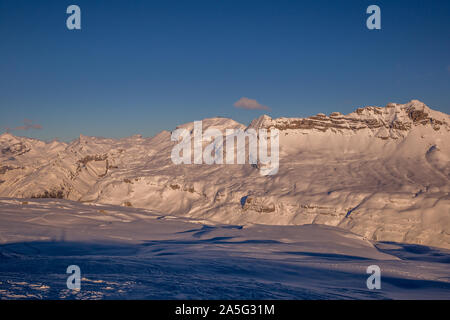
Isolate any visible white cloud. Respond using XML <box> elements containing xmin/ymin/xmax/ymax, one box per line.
<box><xmin>233</xmin><ymin>97</ymin><xmax>270</xmax><ymax>111</ymax></box>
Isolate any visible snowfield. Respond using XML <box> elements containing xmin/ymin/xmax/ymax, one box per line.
<box><xmin>0</xmin><ymin>198</ymin><xmax>449</xmax><ymax>299</ymax></box>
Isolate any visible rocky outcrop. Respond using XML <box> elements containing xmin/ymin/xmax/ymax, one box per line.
<box><xmin>242</xmin><ymin>196</ymin><xmax>276</xmax><ymax>213</ymax></box>
<box><xmin>1</xmin><ymin>142</ymin><xmax>30</xmax><ymax>156</ymax></box>
<box><xmin>248</xmin><ymin>100</ymin><xmax>449</xmax><ymax>139</ymax></box>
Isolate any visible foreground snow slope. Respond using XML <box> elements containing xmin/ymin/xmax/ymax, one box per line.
<box><xmin>0</xmin><ymin>198</ymin><xmax>449</xmax><ymax>299</ymax></box>
<box><xmin>0</xmin><ymin>100</ymin><xmax>449</xmax><ymax>248</ymax></box>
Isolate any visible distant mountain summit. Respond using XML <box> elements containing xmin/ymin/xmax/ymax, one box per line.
<box><xmin>1</xmin><ymin>100</ymin><xmax>449</xmax><ymax>249</ymax></box>
<box><xmin>249</xmin><ymin>100</ymin><xmax>449</xmax><ymax>139</ymax></box>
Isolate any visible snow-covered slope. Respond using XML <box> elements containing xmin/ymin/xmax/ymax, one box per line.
<box><xmin>0</xmin><ymin>100</ymin><xmax>449</xmax><ymax>248</ymax></box>
<box><xmin>1</xmin><ymin>198</ymin><xmax>449</xmax><ymax>299</ymax></box>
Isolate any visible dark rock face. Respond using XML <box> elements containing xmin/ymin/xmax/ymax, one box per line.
<box><xmin>0</xmin><ymin>166</ymin><xmax>14</xmax><ymax>175</ymax></box>
<box><xmin>242</xmin><ymin>196</ymin><xmax>276</xmax><ymax>213</ymax></box>
<box><xmin>0</xmin><ymin>166</ymin><xmax>23</xmax><ymax>175</ymax></box>
<box><xmin>78</xmin><ymin>154</ymin><xmax>108</xmax><ymax>165</ymax></box>
<box><xmin>405</xmin><ymin>106</ymin><xmax>445</xmax><ymax>130</ymax></box>
<box><xmin>408</xmin><ymin>109</ymin><xmax>429</xmax><ymax>123</ymax></box>
<box><xmin>31</xmin><ymin>189</ymin><xmax>65</xmax><ymax>199</ymax></box>
<box><xmin>264</xmin><ymin>115</ymin><xmax>388</xmax><ymax>132</ymax></box>
<box><xmin>1</xmin><ymin>143</ymin><xmax>30</xmax><ymax>156</ymax></box>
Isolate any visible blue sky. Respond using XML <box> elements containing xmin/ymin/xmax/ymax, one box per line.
<box><xmin>1</xmin><ymin>0</ymin><xmax>449</xmax><ymax>141</ymax></box>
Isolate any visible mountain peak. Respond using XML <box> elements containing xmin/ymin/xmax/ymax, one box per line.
<box><xmin>175</xmin><ymin>117</ymin><xmax>246</xmax><ymax>132</ymax></box>
<box><xmin>248</xmin><ymin>100</ymin><xmax>448</xmax><ymax>138</ymax></box>
<box><xmin>0</xmin><ymin>132</ymin><xmax>15</xmax><ymax>140</ymax></box>
<box><xmin>0</xmin><ymin>132</ymin><xmax>26</xmax><ymax>145</ymax></box>
<box><xmin>247</xmin><ymin>114</ymin><xmax>272</xmax><ymax>130</ymax></box>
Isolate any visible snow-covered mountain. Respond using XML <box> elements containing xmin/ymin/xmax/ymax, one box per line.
<box><xmin>1</xmin><ymin>100</ymin><xmax>449</xmax><ymax>248</ymax></box>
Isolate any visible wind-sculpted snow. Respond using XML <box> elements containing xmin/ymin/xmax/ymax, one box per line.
<box><xmin>0</xmin><ymin>198</ymin><xmax>449</xmax><ymax>299</ymax></box>
<box><xmin>0</xmin><ymin>100</ymin><xmax>449</xmax><ymax>249</ymax></box>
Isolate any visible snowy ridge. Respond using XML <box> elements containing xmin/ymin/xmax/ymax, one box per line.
<box><xmin>249</xmin><ymin>100</ymin><xmax>449</xmax><ymax>139</ymax></box>
<box><xmin>0</xmin><ymin>100</ymin><xmax>449</xmax><ymax>249</ymax></box>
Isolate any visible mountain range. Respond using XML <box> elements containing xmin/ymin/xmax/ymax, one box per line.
<box><xmin>1</xmin><ymin>99</ymin><xmax>449</xmax><ymax>249</ymax></box>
